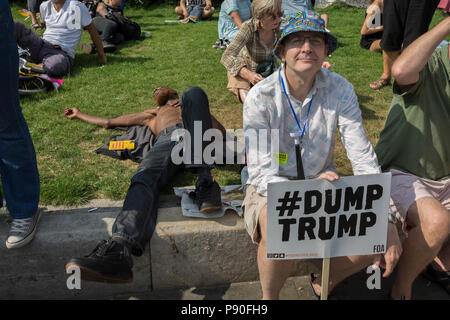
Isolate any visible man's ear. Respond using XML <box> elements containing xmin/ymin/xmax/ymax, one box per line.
<box><xmin>279</xmin><ymin>43</ymin><xmax>287</xmax><ymax>63</ymax></box>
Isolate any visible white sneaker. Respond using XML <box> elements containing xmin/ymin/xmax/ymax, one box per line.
<box><xmin>6</xmin><ymin>210</ymin><xmax>41</xmax><ymax>249</ymax></box>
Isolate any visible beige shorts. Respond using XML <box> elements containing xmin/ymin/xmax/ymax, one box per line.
<box><xmin>227</xmin><ymin>72</ymin><xmax>251</xmax><ymax>100</ymax></box>
<box><xmin>389</xmin><ymin>169</ymin><xmax>450</xmax><ymax>229</ymax></box>
<box><xmin>242</xmin><ymin>184</ymin><xmax>267</xmax><ymax>244</ymax></box>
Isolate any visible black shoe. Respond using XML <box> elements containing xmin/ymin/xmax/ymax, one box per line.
<box><xmin>102</xmin><ymin>41</ymin><xmax>117</xmax><ymax>53</ymax></box>
<box><xmin>189</xmin><ymin>179</ymin><xmax>222</xmax><ymax>213</ymax></box>
<box><xmin>65</xmin><ymin>239</ymin><xmax>133</xmax><ymax>283</ymax></box>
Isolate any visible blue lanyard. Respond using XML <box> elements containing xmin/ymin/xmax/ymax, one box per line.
<box><xmin>280</xmin><ymin>74</ymin><xmax>314</xmax><ymax>143</ymax></box>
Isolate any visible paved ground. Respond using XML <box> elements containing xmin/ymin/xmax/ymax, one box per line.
<box><xmin>116</xmin><ymin>270</ymin><xmax>449</xmax><ymax>300</ymax></box>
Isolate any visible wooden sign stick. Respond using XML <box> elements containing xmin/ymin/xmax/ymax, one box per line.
<box><xmin>320</xmin><ymin>258</ymin><xmax>330</xmax><ymax>300</ymax></box>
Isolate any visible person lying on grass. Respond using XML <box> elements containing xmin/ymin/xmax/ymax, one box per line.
<box><xmin>64</xmin><ymin>86</ymin><xmax>227</xmax><ymax>283</ymax></box>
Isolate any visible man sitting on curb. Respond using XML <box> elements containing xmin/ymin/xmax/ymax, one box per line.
<box><xmin>242</xmin><ymin>11</ymin><xmax>401</xmax><ymax>300</ymax></box>
<box><xmin>175</xmin><ymin>0</ymin><xmax>215</xmax><ymax>23</ymax></box>
<box><xmin>65</xmin><ymin>86</ymin><xmax>225</xmax><ymax>283</ymax></box>
<box><xmin>375</xmin><ymin>17</ymin><xmax>450</xmax><ymax>299</ymax></box>
<box><xmin>14</xmin><ymin>0</ymin><xmax>106</xmax><ymax>78</ymax></box>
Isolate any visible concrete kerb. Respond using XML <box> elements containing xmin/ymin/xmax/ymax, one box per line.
<box><xmin>0</xmin><ymin>197</ymin><xmax>319</xmax><ymax>299</ymax></box>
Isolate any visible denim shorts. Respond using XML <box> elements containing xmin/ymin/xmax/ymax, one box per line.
<box><xmin>188</xmin><ymin>5</ymin><xmax>204</xmax><ymax>18</ymax></box>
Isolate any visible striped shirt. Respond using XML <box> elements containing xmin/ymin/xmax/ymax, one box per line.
<box><xmin>221</xmin><ymin>18</ymin><xmax>280</xmax><ymax>76</ymax></box>
<box><xmin>243</xmin><ymin>65</ymin><xmax>381</xmax><ymax>196</ymax></box>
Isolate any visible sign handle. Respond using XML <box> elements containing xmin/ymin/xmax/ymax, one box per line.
<box><xmin>320</xmin><ymin>258</ymin><xmax>330</xmax><ymax>300</ymax></box>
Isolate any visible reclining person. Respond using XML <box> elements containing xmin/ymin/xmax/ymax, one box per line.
<box><xmin>64</xmin><ymin>86</ymin><xmax>225</xmax><ymax>283</ymax></box>
<box><xmin>14</xmin><ymin>0</ymin><xmax>106</xmax><ymax>78</ymax></box>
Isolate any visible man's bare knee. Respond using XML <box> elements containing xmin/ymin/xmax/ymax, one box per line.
<box><xmin>408</xmin><ymin>197</ymin><xmax>450</xmax><ymax>238</ymax></box>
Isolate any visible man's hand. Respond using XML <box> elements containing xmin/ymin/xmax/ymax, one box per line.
<box><xmin>321</xmin><ymin>61</ymin><xmax>332</xmax><ymax>69</ymax></box>
<box><xmin>64</xmin><ymin>107</ymin><xmax>80</xmax><ymax>119</ymax></box>
<box><xmin>315</xmin><ymin>170</ymin><xmax>339</xmax><ymax>182</ymax></box>
<box><xmin>373</xmin><ymin>222</ymin><xmax>402</xmax><ymax>277</ymax></box>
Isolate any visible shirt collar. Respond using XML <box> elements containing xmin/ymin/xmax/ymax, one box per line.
<box><xmin>279</xmin><ymin>64</ymin><xmax>327</xmax><ymax>104</ymax></box>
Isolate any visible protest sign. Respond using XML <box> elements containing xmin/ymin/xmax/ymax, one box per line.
<box><xmin>266</xmin><ymin>173</ymin><xmax>391</xmax><ymax>260</ymax></box>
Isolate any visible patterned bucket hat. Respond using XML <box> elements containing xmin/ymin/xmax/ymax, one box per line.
<box><xmin>274</xmin><ymin>10</ymin><xmax>338</xmax><ymax>59</ymax></box>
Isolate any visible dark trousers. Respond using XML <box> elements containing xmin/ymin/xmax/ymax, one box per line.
<box><xmin>27</xmin><ymin>0</ymin><xmax>41</xmax><ymax>13</ymax></box>
<box><xmin>0</xmin><ymin>1</ymin><xmax>40</xmax><ymax>219</ymax></box>
<box><xmin>381</xmin><ymin>0</ymin><xmax>439</xmax><ymax>51</ymax></box>
<box><xmin>112</xmin><ymin>87</ymin><xmax>214</xmax><ymax>256</ymax></box>
<box><xmin>14</xmin><ymin>21</ymin><xmax>74</xmax><ymax>77</ymax></box>
<box><xmin>93</xmin><ymin>16</ymin><xmax>125</xmax><ymax>45</ymax></box>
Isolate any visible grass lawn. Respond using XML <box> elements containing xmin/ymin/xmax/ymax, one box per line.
<box><xmin>7</xmin><ymin>1</ymin><xmax>447</xmax><ymax>206</ymax></box>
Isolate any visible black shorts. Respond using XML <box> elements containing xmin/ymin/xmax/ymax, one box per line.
<box><xmin>380</xmin><ymin>0</ymin><xmax>439</xmax><ymax>51</ymax></box>
<box><xmin>360</xmin><ymin>32</ymin><xmax>383</xmax><ymax>50</ymax></box>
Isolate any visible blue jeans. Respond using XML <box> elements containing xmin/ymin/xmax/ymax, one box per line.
<box><xmin>187</xmin><ymin>5</ymin><xmax>204</xmax><ymax>18</ymax></box>
<box><xmin>112</xmin><ymin>87</ymin><xmax>214</xmax><ymax>256</ymax></box>
<box><xmin>0</xmin><ymin>0</ymin><xmax>40</xmax><ymax>219</ymax></box>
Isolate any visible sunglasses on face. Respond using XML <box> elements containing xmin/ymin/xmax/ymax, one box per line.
<box><xmin>264</xmin><ymin>11</ymin><xmax>284</xmax><ymax>21</ymax></box>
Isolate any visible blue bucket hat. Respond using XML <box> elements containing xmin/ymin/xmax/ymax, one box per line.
<box><xmin>274</xmin><ymin>10</ymin><xmax>338</xmax><ymax>59</ymax></box>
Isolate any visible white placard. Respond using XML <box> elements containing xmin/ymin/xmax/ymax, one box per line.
<box><xmin>266</xmin><ymin>173</ymin><xmax>391</xmax><ymax>260</ymax></box>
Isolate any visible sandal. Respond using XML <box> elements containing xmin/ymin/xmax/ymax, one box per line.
<box><xmin>370</xmin><ymin>77</ymin><xmax>391</xmax><ymax>90</ymax></box>
<box><xmin>422</xmin><ymin>264</ymin><xmax>450</xmax><ymax>295</ymax></box>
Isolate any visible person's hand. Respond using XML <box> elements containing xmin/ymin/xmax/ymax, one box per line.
<box><xmin>315</xmin><ymin>170</ymin><xmax>339</xmax><ymax>182</ymax></box>
<box><xmin>373</xmin><ymin>222</ymin><xmax>402</xmax><ymax>277</ymax></box>
<box><xmin>205</xmin><ymin>5</ymin><xmax>211</xmax><ymax>10</ymax></box>
<box><xmin>249</xmin><ymin>72</ymin><xmax>263</xmax><ymax>85</ymax></box>
<box><xmin>98</xmin><ymin>53</ymin><xmax>107</xmax><ymax>65</ymax></box>
<box><xmin>64</xmin><ymin>107</ymin><xmax>79</xmax><ymax>119</ymax></box>
<box><xmin>322</xmin><ymin>61</ymin><xmax>332</xmax><ymax>69</ymax></box>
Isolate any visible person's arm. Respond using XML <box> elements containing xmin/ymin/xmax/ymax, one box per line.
<box><xmin>96</xmin><ymin>2</ymin><xmax>108</xmax><ymax>17</ymax></box>
<box><xmin>64</xmin><ymin>107</ymin><xmax>156</xmax><ymax>128</ymax></box>
<box><xmin>84</xmin><ymin>22</ymin><xmax>107</xmax><ymax>64</ymax></box>
<box><xmin>180</xmin><ymin>0</ymin><xmax>188</xmax><ymax>18</ymax></box>
<box><xmin>243</xmin><ymin>90</ymin><xmax>289</xmax><ymax>196</ymax></box>
<box><xmin>360</xmin><ymin>2</ymin><xmax>383</xmax><ymax>35</ymax></box>
<box><xmin>229</xmin><ymin>10</ymin><xmax>243</xmax><ymax>29</ymax></box>
<box><xmin>391</xmin><ymin>17</ymin><xmax>450</xmax><ymax>86</ymax></box>
<box><xmin>221</xmin><ymin>21</ymin><xmax>262</xmax><ymax>84</ymax></box>
<box><xmin>205</xmin><ymin>0</ymin><xmax>212</xmax><ymax>11</ymax></box>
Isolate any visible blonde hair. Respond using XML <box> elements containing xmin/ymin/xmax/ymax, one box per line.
<box><xmin>252</xmin><ymin>0</ymin><xmax>282</xmax><ymax>24</ymax></box>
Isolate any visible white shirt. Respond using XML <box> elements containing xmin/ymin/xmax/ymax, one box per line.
<box><xmin>243</xmin><ymin>65</ymin><xmax>381</xmax><ymax>196</ymax></box>
<box><xmin>40</xmin><ymin>0</ymin><xmax>92</xmax><ymax>59</ymax></box>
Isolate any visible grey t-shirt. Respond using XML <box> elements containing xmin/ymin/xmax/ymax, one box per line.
<box><xmin>40</xmin><ymin>0</ymin><xmax>92</xmax><ymax>58</ymax></box>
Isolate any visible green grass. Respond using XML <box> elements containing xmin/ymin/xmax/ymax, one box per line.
<box><xmin>8</xmin><ymin>2</ymin><xmax>447</xmax><ymax>205</ymax></box>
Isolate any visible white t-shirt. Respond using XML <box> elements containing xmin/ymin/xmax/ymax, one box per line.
<box><xmin>40</xmin><ymin>0</ymin><xmax>92</xmax><ymax>59</ymax></box>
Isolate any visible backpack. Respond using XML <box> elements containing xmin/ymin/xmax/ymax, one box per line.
<box><xmin>106</xmin><ymin>11</ymin><xmax>141</xmax><ymax>41</ymax></box>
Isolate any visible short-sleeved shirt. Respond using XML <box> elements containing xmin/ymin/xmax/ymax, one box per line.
<box><xmin>221</xmin><ymin>18</ymin><xmax>280</xmax><ymax>76</ymax></box>
<box><xmin>375</xmin><ymin>45</ymin><xmax>450</xmax><ymax>181</ymax></box>
<box><xmin>218</xmin><ymin>0</ymin><xmax>252</xmax><ymax>42</ymax></box>
<box><xmin>281</xmin><ymin>0</ymin><xmax>312</xmax><ymax>16</ymax></box>
<box><xmin>40</xmin><ymin>0</ymin><xmax>92</xmax><ymax>59</ymax></box>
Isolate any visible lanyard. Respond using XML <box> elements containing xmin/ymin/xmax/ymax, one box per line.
<box><xmin>280</xmin><ymin>74</ymin><xmax>314</xmax><ymax>144</ymax></box>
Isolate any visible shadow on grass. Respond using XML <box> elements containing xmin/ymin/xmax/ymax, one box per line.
<box><xmin>69</xmin><ymin>54</ymin><xmax>153</xmax><ymax>77</ymax></box>
<box><xmin>357</xmin><ymin>94</ymin><xmax>384</xmax><ymax>120</ymax></box>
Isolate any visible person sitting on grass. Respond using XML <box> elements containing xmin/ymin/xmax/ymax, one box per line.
<box><xmin>242</xmin><ymin>11</ymin><xmax>402</xmax><ymax>300</ymax></box>
<box><xmin>64</xmin><ymin>86</ymin><xmax>226</xmax><ymax>283</ymax></box>
<box><xmin>175</xmin><ymin>0</ymin><xmax>215</xmax><ymax>23</ymax></box>
<box><xmin>213</xmin><ymin>0</ymin><xmax>252</xmax><ymax>50</ymax></box>
<box><xmin>360</xmin><ymin>0</ymin><xmax>383</xmax><ymax>53</ymax></box>
<box><xmin>374</xmin><ymin>17</ymin><xmax>450</xmax><ymax>299</ymax></box>
<box><xmin>221</xmin><ymin>0</ymin><xmax>282</xmax><ymax>104</ymax></box>
<box><xmin>14</xmin><ymin>0</ymin><xmax>106</xmax><ymax>78</ymax></box>
<box><xmin>79</xmin><ymin>0</ymin><xmax>138</xmax><ymax>54</ymax></box>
